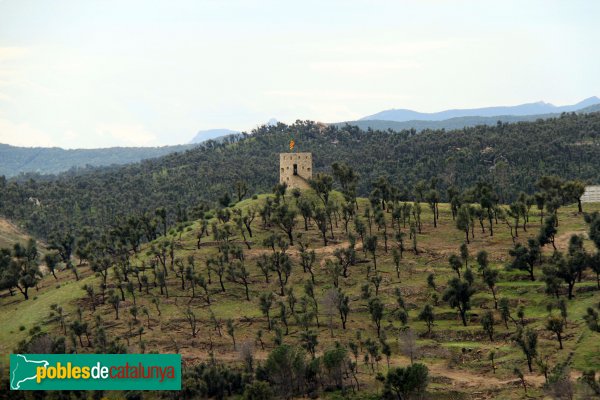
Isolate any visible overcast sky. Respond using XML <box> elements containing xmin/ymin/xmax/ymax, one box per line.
<box><xmin>0</xmin><ymin>0</ymin><xmax>599</xmax><ymax>148</ymax></box>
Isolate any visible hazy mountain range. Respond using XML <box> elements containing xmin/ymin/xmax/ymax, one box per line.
<box><xmin>358</xmin><ymin>96</ymin><xmax>600</xmax><ymax>122</ymax></box>
<box><xmin>1</xmin><ymin>99</ymin><xmax>599</xmax><ymax>177</ymax></box>
<box><xmin>334</xmin><ymin>102</ymin><xmax>600</xmax><ymax>132</ymax></box>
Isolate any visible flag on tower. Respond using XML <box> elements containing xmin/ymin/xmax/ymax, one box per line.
<box><xmin>289</xmin><ymin>139</ymin><xmax>295</xmax><ymax>151</ymax></box>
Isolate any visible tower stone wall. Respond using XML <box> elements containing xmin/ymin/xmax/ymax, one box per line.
<box><xmin>279</xmin><ymin>152</ymin><xmax>312</xmax><ymax>189</ymax></box>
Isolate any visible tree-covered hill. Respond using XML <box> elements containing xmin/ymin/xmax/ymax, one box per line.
<box><xmin>2</xmin><ymin>112</ymin><xmax>600</xmax><ymax>239</ymax></box>
<box><xmin>0</xmin><ymin>143</ymin><xmax>199</xmax><ymax>178</ymax></box>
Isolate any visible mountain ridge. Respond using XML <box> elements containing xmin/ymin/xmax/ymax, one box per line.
<box><xmin>335</xmin><ymin>103</ymin><xmax>600</xmax><ymax>132</ymax></box>
<box><xmin>359</xmin><ymin>96</ymin><xmax>600</xmax><ymax>121</ymax></box>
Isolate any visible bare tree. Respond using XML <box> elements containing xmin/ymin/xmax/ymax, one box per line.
<box><xmin>323</xmin><ymin>288</ymin><xmax>339</xmax><ymax>337</ymax></box>
<box><xmin>399</xmin><ymin>328</ymin><xmax>418</xmax><ymax>365</ymax></box>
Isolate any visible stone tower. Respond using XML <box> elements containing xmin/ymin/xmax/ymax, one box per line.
<box><xmin>279</xmin><ymin>152</ymin><xmax>312</xmax><ymax>189</ymax></box>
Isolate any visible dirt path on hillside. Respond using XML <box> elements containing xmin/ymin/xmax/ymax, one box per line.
<box><xmin>243</xmin><ymin>240</ymin><xmax>351</xmax><ymax>259</ymax></box>
<box><xmin>427</xmin><ymin>361</ymin><xmax>546</xmax><ymax>389</ymax></box>
<box><xmin>554</xmin><ymin>230</ymin><xmax>588</xmax><ymax>251</ymax></box>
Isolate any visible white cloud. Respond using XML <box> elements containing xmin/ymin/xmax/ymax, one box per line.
<box><xmin>0</xmin><ymin>46</ymin><xmax>28</xmax><ymax>60</ymax></box>
<box><xmin>94</xmin><ymin>124</ymin><xmax>158</xmax><ymax>148</ymax></box>
<box><xmin>309</xmin><ymin>60</ymin><xmax>421</xmax><ymax>74</ymax></box>
<box><xmin>0</xmin><ymin>118</ymin><xmax>56</xmax><ymax>147</ymax></box>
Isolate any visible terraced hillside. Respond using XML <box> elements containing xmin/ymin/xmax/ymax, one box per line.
<box><xmin>1</xmin><ymin>190</ymin><xmax>599</xmax><ymax>399</ymax></box>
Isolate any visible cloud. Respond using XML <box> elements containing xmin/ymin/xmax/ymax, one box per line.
<box><xmin>94</xmin><ymin>124</ymin><xmax>158</xmax><ymax>147</ymax></box>
<box><xmin>309</xmin><ymin>60</ymin><xmax>420</xmax><ymax>74</ymax></box>
<box><xmin>0</xmin><ymin>118</ymin><xmax>56</xmax><ymax>147</ymax></box>
<box><xmin>0</xmin><ymin>46</ymin><xmax>28</xmax><ymax>60</ymax></box>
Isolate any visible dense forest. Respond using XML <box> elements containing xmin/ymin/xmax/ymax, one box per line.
<box><xmin>1</xmin><ymin>112</ymin><xmax>600</xmax><ymax>240</ymax></box>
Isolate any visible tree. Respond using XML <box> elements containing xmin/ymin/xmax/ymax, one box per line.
<box><xmin>184</xmin><ymin>307</ymin><xmax>200</xmax><ymax>338</ymax></box>
<box><xmin>332</xmin><ymin>162</ymin><xmax>358</xmax><ymax>205</ymax></box>
<box><xmin>508</xmin><ymin>239</ymin><xmax>540</xmax><ymax>281</ymax></box>
<box><xmin>309</xmin><ymin>173</ymin><xmax>333</xmax><ymax>207</ymax></box>
<box><xmin>482</xmin><ymin>267</ymin><xmax>499</xmax><ymax>309</ymax></box>
<box><xmin>460</xmin><ymin>243</ymin><xmax>469</xmax><ymax>269</ymax></box>
<box><xmin>365</xmin><ymin>235</ymin><xmax>378</xmax><ymax>270</ymax></box>
<box><xmin>375</xmin><ymin>209</ymin><xmax>389</xmax><ymax>252</ymax></box>
<box><xmin>44</xmin><ymin>252</ymin><xmax>60</xmax><ymax>280</ymax></box>
<box><xmin>272</xmin><ymin>204</ymin><xmax>298</xmax><ymax>245</ymax></box>
<box><xmin>314</xmin><ymin>208</ymin><xmax>329</xmax><ymax>246</ymax></box>
<box><xmin>264</xmin><ymin>344</ymin><xmax>306</xmax><ymax>399</ymax></box>
<box><xmin>368</xmin><ymin>297</ymin><xmax>384</xmax><ymax>337</ymax></box>
<box><xmin>546</xmin><ymin>316</ymin><xmax>565</xmax><ymax>350</ymax></box>
<box><xmin>70</xmin><ymin>320</ymin><xmax>89</xmax><ymax>347</ymax></box>
<box><xmin>563</xmin><ymin>179</ymin><xmax>586</xmax><ymax>213</ymax></box>
<box><xmin>260</xmin><ymin>292</ymin><xmax>274</xmax><ymax>330</ymax></box>
<box><xmin>299</xmin><ymin>245</ymin><xmax>316</xmax><ymax>284</ymax></box>
<box><xmin>226</xmin><ymin>319</ymin><xmax>236</xmax><ymax>350</ymax></box>
<box><xmin>448</xmin><ymin>254</ymin><xmax>463</xmax><ymax>279</ymax></box>
<box><xmin>443</xmin><ymin>278</ymin><xmax>475</xmax><ymax>326</ymax></box>
<box><xmin>304</xmin><ymin>280</ymin><xmax>320</xmax><ymax>328</ymax></box>
<box><xmin>296</xmin><ymin>197</ymin><xmax>314</xmax><ymax>231</ymax></box>
<box><xmin>334</xmin><ymin>239</ymin><xmax>356</xmax><ymax>278</ymax></box>
<box><xmin>538</xmin><ymin>215</ymin><xmax>558</xmax><ymax>250</ymax></box>
<box><xmin>325</xmin><ymin>259</ymin><xmax>342</xmax><ymax>288</ymax></box>
<box><xmin>235</xmin><ymin>180</ymin><xmax>248</xmax><ymax>202</ymax></box>
<box><xmin>383</xmin><ymin>363</ymin><xmax>429</xmax><ymax>400</ymax></box>
<box><xmin>392</xmin><ymin>248</ymin><xmax>402</xmax><ymax>279</ymax></box>
<box><xmin>584</xmin><ymin>304</ymin><xmax>600</xmax><ymax>332</ymax></box>
<box><xmin>11</xmin><ymin>239</ymin><xmax>42</xmax><ymax>300</ymax></box>
<box><xmin>456</xmin><ymin>204</ymin><xmax>471</xmax><ymax>244</ymax></box>
<box><xmin>558</xmin><ymin>234</ymin><xmax>587</xmax><ymax>299</ymax></box>
<box><xmin>426</xmin><ymin>189</ymin><xmax>440</xmax><ymax>228</ymax></box>
<box><xmin>228</xmin><ymin>259</ymin><xmax>252</xmax><ymax>301</ymax></box>
<box><xmin>299</xmin><ymin>329</ymin><xmax>318</xmax><ymax>359</ymax></box>
<box><xmin>481</xmin><ymin>311</ymin><xmax>495</xmax><ymax>341</ymax></box>
<box><xmin>336</xmin><ymin>289</ymin><xmax>350</xmax><ymax>329</ymax></box>
<box><xmin>279</xmin><ymin>301</ymin><xmax>290</xmax><ymax>335</ymax></box>
<box><xmin>243</xmin><ymin>381</ymin><xmax>274</xmax><ymax>400</ymax></box>
<box><xmin>513</xmin><ymin>327</ymin><xmax>538</xmax><ymax>373</ymax></box>
<box><xmin>354</xmin><ymin>217</ymin><xmax>366</xmax><ymax>250</ymax></box>
<box><xmin>108</xmin><ymin>290</ymin><xmax>121</xmax><ymax>320</ymax></box>
<box><xmin>269</xmin><ymin>252</ymin><xmax>292</xmax><ymax>297</ymax></box>
<box><xmin>418</xmin><ymin>304</ymin><xmax>435</xmax><ymax>335</ymax></box>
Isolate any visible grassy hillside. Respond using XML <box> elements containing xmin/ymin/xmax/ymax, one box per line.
<box><xmin>0</xmin><ymin>217</ymin><xmax>45</xmax><ymax>252</ymax></box>
<box><xmin>2</xmin><ymin>191</ymin><xmax>599</xmax><ymax>399</ymax></box>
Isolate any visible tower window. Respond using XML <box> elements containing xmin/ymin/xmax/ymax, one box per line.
<box><xmin>293</xmin><ymin>164</ymin><xmax>298</xmax><ymax>175</ymax></box>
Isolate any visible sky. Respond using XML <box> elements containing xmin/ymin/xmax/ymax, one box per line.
<box><xmin>0</xmin><ymin>0</ymin><xmax>599</xmax><ymax>149</ymax></box>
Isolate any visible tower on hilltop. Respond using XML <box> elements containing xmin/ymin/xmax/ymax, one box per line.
<box><xmin>279</xmin><ymin>143</ymin><xmax>312</xmax><ymax>189</ymax></box>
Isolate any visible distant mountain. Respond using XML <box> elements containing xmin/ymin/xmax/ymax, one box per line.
<box><xmin>0</xmin><ymin>143</ymin><xmax>198</xmax><ymax>178</ymax></box>
<box><xmin>333</xmin><ymin>100</ymin><xmax>600</xmax><ymax>132</ymax></box>
<box><xmin>190</xmin><ymin>129</ymin><xmax>239</xmax><ymax>144</ymax></box>
<box><xmin>360</xmin><ymin>96</ymin><xmax>600</xmax><ymax>122</ymax></box>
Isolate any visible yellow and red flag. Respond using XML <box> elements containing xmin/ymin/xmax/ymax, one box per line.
<box><xmin>289</xmin><ymin>139</ymin><xmax>295</xmax><ymax>151</ymax></box>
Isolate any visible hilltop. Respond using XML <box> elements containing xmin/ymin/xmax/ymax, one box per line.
<box><xmin>2</xmin><ymin>112</ymin><xmax>600</xmax><ymax>240</ymax></box>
